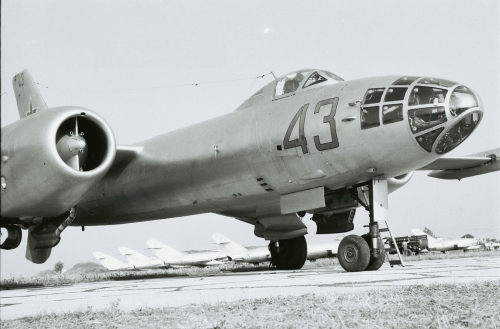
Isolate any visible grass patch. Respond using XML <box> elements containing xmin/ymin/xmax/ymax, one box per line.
<box><xmin>2</xmin><ymin>280</ymin><xmax>499</xmax><ymax>328</ymax></box>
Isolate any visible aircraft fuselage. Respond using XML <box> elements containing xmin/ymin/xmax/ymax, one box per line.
<box><xmin>73</xmin><ymin>72</ymin><xmax>483</xmax><ymax>226</ymax></box>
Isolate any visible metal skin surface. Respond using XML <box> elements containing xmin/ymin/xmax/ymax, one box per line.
<box><xmin>71</xmin><ymin>72</ymin><xmax>483</xmax><ymax>229</ymax></box>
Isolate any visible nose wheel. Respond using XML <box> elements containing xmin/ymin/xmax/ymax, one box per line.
<box><xmin>338</xmin><ymin>235</ymin><xmax>370</xmax><ymax>272</ymax></box>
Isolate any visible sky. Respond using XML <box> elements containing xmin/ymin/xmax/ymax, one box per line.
<box><xmin>1</xmin><ymin>0</ymin><xmax>499</xmax><ymax>278</ymax></box>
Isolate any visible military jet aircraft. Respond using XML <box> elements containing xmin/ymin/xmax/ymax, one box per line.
<box><xmin>411</xmin><ymin>229</ymin><xmax>481</xmax><ymax>253</ymax></box>
<box><xmin>93</xmin><ymin>251</ymin><xmax>135</xmax><ymax>271</ymax></box>
<box><xmin>146</xmin><ymin>240</ymin><xmax>227</xmax><ymax>266</ymax></box>
<box><xmin>212</xmin><ymin>233</ymin><xmax>339</xmax><ymax>264</ymax></box>
<box><xmin>118</xmin><ymin>246</ymin><xmax>167</xmax><ymax>269</ymax></box>
<box><xmin>212</xmin><ymin>233</ymin><xmax>271</xmax><ymax>264</ymax></box>
<box><xmin>306</xmin><ymin>241</ymin><xmax>340</xmax><ymax>261</ymax></box>
<box><xmin>1</xmin><ymin>69</ymin><xmax>492</xmax><ymax>273</ymax></box>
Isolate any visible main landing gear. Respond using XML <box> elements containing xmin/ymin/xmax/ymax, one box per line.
<box><xmin>269</xmin><ymin>236</ymin><xmax>307</xmax><ymax>270</ymax></box>
<box><xmin>337</xmin><ymin>178</ymin><xmax>388</xmax><ymax>272</ymax></box>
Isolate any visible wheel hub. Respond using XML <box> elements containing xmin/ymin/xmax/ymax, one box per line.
<box><xmin>343</xmin><ymin>243</ymin><xmax>359</xmax><ymax>264</ymax></box>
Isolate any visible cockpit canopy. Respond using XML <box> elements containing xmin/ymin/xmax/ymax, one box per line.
<box><xmin>274</xmin><ymin>69</ymin><xmax>343</xmax><ymax>98</ymax></box>
<box><xmin>236</xmin><ymin>69</ymin><xmax>343</xmax><ymax>111</ymax></box>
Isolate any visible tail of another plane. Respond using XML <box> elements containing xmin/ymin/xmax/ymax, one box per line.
<box><xmin>93</xmin><ymin>251</ymin><xmax>126</xmax><ymax>269</ymax></box>
<box><xmin>212</xmin><ymin>233</ymin><xmax>248</xmax><ymax>256</ymax></box>
<box><xmin>411</xmin><ymin>228</ymin><xmax>437</xmax><ymax>244</ymax></box>
<box><xmin>118</xmin><ymin>247</ymin><xmax>151</xmax><ymax>264</ymax></box>
<box><xmin>12</xmin><ymin>70</ymin><xmax>48</xmax><ymax>119</ymax></box>
<box><xmin>146</xmin><ymin>240</ymin><xmax>183</xmax><ymax>260</ymax></box>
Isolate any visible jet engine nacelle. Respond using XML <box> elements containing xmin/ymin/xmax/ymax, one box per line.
<box><xmin>1</xmin><ymin>106</ymin><xmax>116</xmax><ymax>218</ymax></box>
<box><xmin>387</xmin><ymin>172</ymin><xmax>414</xmax><ymax>193</ymax></box>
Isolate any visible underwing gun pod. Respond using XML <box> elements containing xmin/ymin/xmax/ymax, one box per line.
<box><xmin>1</xmin><ymin>70</ymin><xmax>116</xmax><ymax>263</ymax></box>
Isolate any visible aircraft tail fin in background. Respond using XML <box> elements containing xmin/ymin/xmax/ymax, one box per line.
<box><xmin>12</xmin><ymin>70</ymin><xmax>48</xmax><ymax>119</ymax></box>
<box><xmin>411</xmin><ymin>228</ymin><xmax>437</xmax><ymax>244</ymax></box>
<box><xmin>146</xmin><ymin>240</ymin><xmax>183</xmax><ymax>260</ymax></box>
<box><xmin>93</xmin><ymin>252</ymin><xmax>124</xmax><ymax>268</ymax></box>
<box><xmin>118</xmin><ymin>247</ymin><xmax>150</xmax><ymax>264</ymax></box>
<box><xmin>212</xmin><ymin>233</ymin><xmax>248</xmax><ymax>256</ymax></box>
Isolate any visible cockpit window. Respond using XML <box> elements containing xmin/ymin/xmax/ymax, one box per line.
<box><xmin>408</xmin><ymin>87</ymin><xmax>448</xmax><ymax>106</ymax></box>
<box><xmin>435</xmin><ymin>112</ymin><xmax>481</xmax><ymax>154</ymax></box>
<box><xmin>408</xmin><ymin>106</ymin><xmax>447</xmax><ymax>133</ymax></box>
<box><xmin>416</xmin><ymin>127</ymin><xmax>444</xmax><ymax>152</ymax></box>
<box><xmin>274</xmin><ymin>71</ymin><xmax>309</xmax><ymax>97</ymax></box>
<box><xmin>303</xmin><ymin>72</ymin><xmax>327</xmax><ymax>88</ymax></box>
<box><xmin>363</xmin><ymin>88</ymin><xmax>385</xmax><ymax>105</ymax></box>
<box><xmin>393</xmin><ymin>77</ymin><xmax>420</xmax><ymax>85</ymax></box>
<box><xmin>450</xmin><ymin>86</ymin><xmax>478</xmax><ymax>118</ymax></box>
<box><xmin>384</xmin><ymin>88</ymin><xmax>407</xmax><ymax>102</ymax></box>
<box><xmin>361</xmin><ymin>106</ymin><xmax>380</xmax><ymax>130</ymax></box>
<box><xmin>417</xmin><ymin>77</ymin><xmax>457</xmax><ymax>88</ymax></box>
<box><xmin>323</xmin><ymin>71</ymin><xmax>344</xmax><ymax>82</ymax></box>
<box><xmin>383</xmin><ymin>104</ymin><xmax>403</xmax><ymax>124</ymax></box>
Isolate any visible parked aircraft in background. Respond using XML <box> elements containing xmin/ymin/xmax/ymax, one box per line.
<box><xmin>307</xmin><ymin>241</ymin><xmax>340</xmax><ymax>261</ymax></box>
<box><xmin>212</xmin><ymin>234</ymin><xmax>271</xmax><ymax>264</ymax></box>
<box><xmin>118</xmin><ymin>247</ymin><xmax>166</xmax><ymax>269</ymax></box>
<box><xmin>411</xmin><ymin>229</ymin><xmax>481</xmax><ymax>253</ymax></box>
<box><xmin>146</xmin><ymin>240</ymin><xmax>227</xmax><ymax>267</ymax></box>
<box><xmin>213</xmin><ymin>233</ymin><xmax>340</xmax><ymax>264</ymax></box>
<box><xmin>485</xmin><ymin>241</ymin><xmax>500</xmax><ymax>250</ymax></box>
<box><xmin>93</xmin><ymin>251</ymin><xmax>134</xmax><ymax>271</ymax></box>
<box><xmin>2</xmin><ymin>69</ymin><xmax>494</xmax><ymax>273</ymax></box>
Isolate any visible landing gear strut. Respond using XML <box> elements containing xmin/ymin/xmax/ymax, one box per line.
<box><xmin>269</xmin><ymin>236</ymin><xmax>307</xmax><ymax>270</ymax></box>
<box><xmin>338</xmin><ymin>178</ymin><xmax>388</xmax><ymax>272</ymax></box>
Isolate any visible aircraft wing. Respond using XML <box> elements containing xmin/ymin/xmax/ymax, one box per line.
<box><xmin>418</xmin><ymin>148</ymin><xmax>499</xmax><ymax>180</ymax></box>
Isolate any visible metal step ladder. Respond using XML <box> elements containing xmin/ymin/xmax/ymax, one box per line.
<box><xmin>379</xmin><ymin>221</ymin><xmax>405</xmax><ymax>267</ymax></box>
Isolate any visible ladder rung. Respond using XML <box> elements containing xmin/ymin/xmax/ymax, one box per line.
<box><xmin>379</xmin><ymin>228</ymin><xmax>389</xmax><ymax>232</ymax></box>
<box><xmin>389</xmin><ymin>259</ymin><xmax>402</xmax><ymax>266</ymax></box>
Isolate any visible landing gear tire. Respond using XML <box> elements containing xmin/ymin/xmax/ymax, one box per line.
<box><xmin>270</xmin><ymin>236</ymin><xmax>307</xmax><ymax>270</ymax></box>
<box><xmin>362</xmin><ymin>235</ymin><xmax>385</xmax><ymax>271</ymax></box>
<box><xmin>338</xmin><ymin>235</ymin><xmax>370</xmax><ymax>272</ymax></box>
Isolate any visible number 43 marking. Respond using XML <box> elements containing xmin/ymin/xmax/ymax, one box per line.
<box><xmin>283</xmin><ymin>97</ymin><xmax>340</xmax><ymax>154</ymax></box>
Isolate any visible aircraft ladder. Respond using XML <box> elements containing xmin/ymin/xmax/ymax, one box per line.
<box><xmin>379</xmin><ymin>221</ymin><xmax>405</xmax><ymax>267</ymax></box>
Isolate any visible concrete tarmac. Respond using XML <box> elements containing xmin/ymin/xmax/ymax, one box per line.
<box><xmin>1</xmin><ymin>256</ymin><xmax>499</xmax><ymax>320</ymax></box>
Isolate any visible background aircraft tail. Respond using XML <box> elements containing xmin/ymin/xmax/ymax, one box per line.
<box><xmin>93</xmin><ymin>251</ymin><xmax>124</xmax><ymax>268</ymax></box>
<box><xmin>212</xmin><ymin>233</ymin><xmax>248</xmax><ymax>256</ymax></box>
<box><xmin>118</xmin><ymin>247</ymin><xmax>150</xmax><ymax>264</ymax></box>
<box><xmin>12</xmin><ymin>70</ymin><xmax>48</xmax><ymax>119</ymax></box>
<box><xmin>146</xmin><ymin>240</ymin><xmax>183</xmax><ymax>260</ymax></box>
<box><xmin>411</xmin><ymin>228</ymin><xmax>437</xmax><ymax>244</ymax></box>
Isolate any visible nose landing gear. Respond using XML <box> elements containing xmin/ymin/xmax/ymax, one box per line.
<box><xmin>338</xmin><ymin>235</ymin><xmax>370</xmax><ymax>272</ymax></box>
<box><xmin>337</xmin><ymin>178</ymin><xmax>388</xmax><ymax>272</ymax></box>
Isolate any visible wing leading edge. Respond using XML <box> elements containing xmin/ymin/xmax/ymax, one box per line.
<box><xmin>419</xmin><ymin>148</ymin><xmax>499</xmax><ymax>180</ymax></box>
